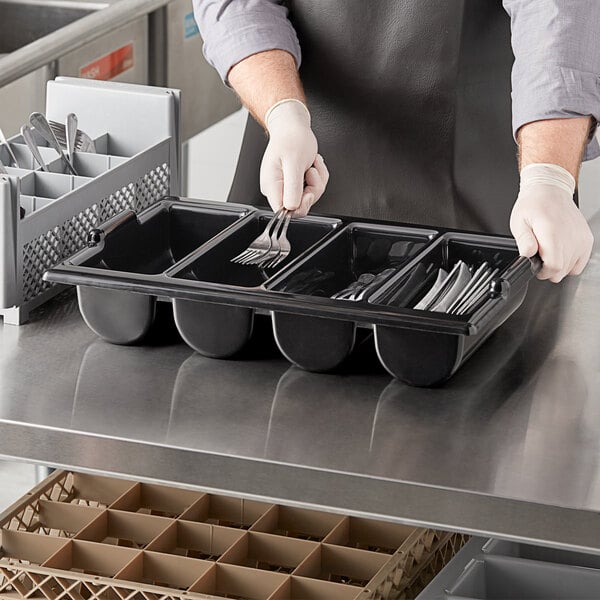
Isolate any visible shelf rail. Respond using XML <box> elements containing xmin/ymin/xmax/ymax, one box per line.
<box><xmin>0</xmin><ymin>0</ymin><xmax>172</xmax><ymax>88</ymax></box>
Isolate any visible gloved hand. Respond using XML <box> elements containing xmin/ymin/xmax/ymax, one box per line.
<box><xmin>261</xmin><ymin>99</ymin><xmax>329</xmax><ymax>217</ymax></box>
<box><xmin>510</xmin><ymin>163</ymin><xmax>594</xmax><ymax>283</ymax></box>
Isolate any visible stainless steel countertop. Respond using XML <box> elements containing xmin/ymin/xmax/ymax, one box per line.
<box><xmin>1</xmin><ymin>213</ymin><xmax>600</xmax><ymax>552</ymax></box>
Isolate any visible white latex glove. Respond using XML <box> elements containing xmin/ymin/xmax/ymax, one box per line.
<box><xmin>510</xmin><ymin>163</ymin><xmax>594</xmax><ymax>283</ymax></box>
<box><xmin>261</xmin><ymin>99</ymin><xmax>329</xmax><ymax>217</ymax></box>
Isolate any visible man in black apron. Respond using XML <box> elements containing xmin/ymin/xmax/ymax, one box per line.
<box><xmin>193</xmin><ymin>1</ymin><xmax>599</xmax><ymax>283</ymax></box>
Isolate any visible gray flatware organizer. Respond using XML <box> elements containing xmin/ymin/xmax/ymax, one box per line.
<box><xmin>0</xmin><ymin>77</ymin><xmax>180</xmax><ymax>325</ymax></box>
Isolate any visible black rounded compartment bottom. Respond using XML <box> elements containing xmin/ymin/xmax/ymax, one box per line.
<box><xmin>77</xmin><ymin>286</ymin><xmax>156</xmax><ymax>345</ymax></box>
<box><xmin>272</xmin><ymin>313</ymin><xmax>356</xmax><ymax>372</ymax></box>
<box><xmin>173</xmin><ymin>300</ymin><xmax>254</xmax><ymax>358</ymax></box>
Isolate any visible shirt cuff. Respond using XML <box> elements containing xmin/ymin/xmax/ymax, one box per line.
<box><xmin>201</xmin><ymin>14</ymin><xmax>301</xmax><ymax>85</ymax></box>
<box><xmin>512</xmin><ymin>64</ymin><xmax>600</xmax><ymax>161</ymax></box>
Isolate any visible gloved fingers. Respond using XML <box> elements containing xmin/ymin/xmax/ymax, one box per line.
<box><xmin>537</xmin><ymin>250</ymin><xmax>566</xmax><ymax>282</ymax></box>
<box><xmin>293</xmin><ymin>193</ymin><xmax>315</xmax><ymax>218</ymax></box>
<box><xmin>293</xmin><ymin>159</ymin><xmax>328</xmax><ymax>217</ymax></box>
<box><xmin>534</xmin><ymin>227</ymin><xmax>566</xmax><ymax>282</ymax></box>
<box><xmin>282</xmin><ymin>159</ymin><xmax>306</xmax><ymax>211</ymax></box>
<box><xmin>509</xmin><ymin>215</ymin><xmax>539</xmax><ymax>258</ymax></box>
<box><xmin>260</xmin><ymin>155</ymin><xmax>284</xmax><ymax>212</ymax></box>
<box><xmin>313</xmin><ymin>153</ymin><xmax>330</xmax><ymax>187</ymax></box>
<box><xmin>292</xmin><ymin>171</ymin><xmax>319</xmax><ymax>218</ymax></box>
<box><xmin>570</xmin><ymin>255</ymin><xmax>588</xmax><ymax>277</ymax></box>
<box><xmin>512</xmin><ymin>165</ymin><xmax>592</xmax><ymax>283</ymax></box>
<box><xmin>568</xmin><ymin>231</ymin><xmax>594</xmax><ymax>276</ymax></box>
<box><xmin>536</xmin><ymin>216</ymin><xmax>594</xmax><ymax>282</ymax></box>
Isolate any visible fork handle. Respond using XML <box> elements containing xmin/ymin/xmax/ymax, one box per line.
<box><xmin>271</xmin><ymin>209</ymin><xmax>289</xmax><ymax>239</ymax></box>
<box><xmin>267</xmin><ymin>208</ymin><xmax>285</xmax><ymax>235</ymax></box>
<box><xmin>278</xmin><ymin>210</ymin><xmax>292</xmax><ymax>238</ymax></box>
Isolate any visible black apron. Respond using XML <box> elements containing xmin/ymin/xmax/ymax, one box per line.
<box><xmin>228</xmin><ymin>0</ymin><xmax>518</xmax><ymax>234</ymax></box>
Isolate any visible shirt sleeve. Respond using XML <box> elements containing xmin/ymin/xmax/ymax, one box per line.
<box><xmin>503</xmin><ymin>0</ymin><xmax>600</xmax><ymax>160</ymax></box>
<box><xmin>192</xmin><ymin>0</ymin><xmax>301</xmax><ymax>85</ymax></box>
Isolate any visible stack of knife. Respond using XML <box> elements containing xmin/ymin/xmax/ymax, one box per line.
<box><xmin>382</xmin><ymin>259</ymin><xmax>506</xmax><ymax>315</ymax></box>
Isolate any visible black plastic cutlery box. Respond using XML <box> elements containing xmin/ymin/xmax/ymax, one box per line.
<box><xmin>45</xmin><ymin>197</ymin><xmax>539</xmax><ymax>386</ymax></box>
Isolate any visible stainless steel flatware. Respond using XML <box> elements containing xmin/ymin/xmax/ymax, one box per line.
<box><xmin>451</xmin><ymin>265</ymin><xmax>494</xmax><ymax>315</ymax></box>
<box><xmin>447</xmin><ymin>262</ymin><xmax>490</xmax><ymax>314</ymax></box>
<box><xmin>29</xmin><ymin>112</ymin><xmax>78</xmax><ymax>175</ymax></box>
<box><xmin>232</xmin><ymin>209</ymin><xmax>286</xmax><ymax>265</ymax></box>
<box><xmin>331</xmin><ymin>273</ymin><xmax>376</xmax><ymax>300</ymax></box>
<box><xmin>66</xmin><ymin>113</ymin><xmax>78</xmax><ymax>163</ymax></box>
<box><xmin>245</xmin><ymin>211</ymin><xmax>285</xmax><ymax>266</ymax></box>
<box><xmin>0</xmin><ymin>126</ymin><xmax>19</xmax><ymax>168</ymax></box>
<box><xmin>414</xmin><ymin>267</ymin><xmax>449</xmax><ymax>310</ymax></box>
<box><xmin>385</xmin><ymin>262</ymin><xmax>436</xmax><ymax>307</ymax></box>
<box><xmin>259</xmin><ymin>210</ymin><xmax>293</xmax><ymax>268</ymax></box>
<box><xmin>49</xmin><ymin>120</ymin><xmax>96</xmax><ymax>153</ymax></box>
<box><xmin>453</xmin><ymin>266</ymin><xmax>499</xmax><ymax>315</ymax></box>
<box><xmin>431</xmin><ymin>261</ymin><xmax>472</xmax><ymax>312</ymax></box>
<box><xmin>352</xmin><ymin>267</ymin><xmax>397</xmax><ymax>301</ymax></box>
<box><xmin>21</xmin><ymin>125</ymin><xmax>48</xmax><ymax>172</ymax></box>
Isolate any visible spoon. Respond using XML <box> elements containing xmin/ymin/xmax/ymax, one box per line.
<box><xmin>0</xmin><ymin>126</ymin><xmax>19</xmax><ymax>168</ymax></box>
<box><xmin>20</xmin><ymin>125</ymin><xmax>48</xmax><ymax>172</ymax></box>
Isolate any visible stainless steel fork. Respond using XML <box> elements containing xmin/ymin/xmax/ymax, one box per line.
<box><xmin>231</xmin><ymin>209</ymin><xmax>284</xmax><ymax>264</ymax></box>
<box><xmin>262</xmin><ymin>211</ymin><xmax>293</xmax><ymax>269</ymax></box>
<box><xmin>49</xmin><ymin>120</ymin><xmax>96</xmax><ymax>153</ymax></box>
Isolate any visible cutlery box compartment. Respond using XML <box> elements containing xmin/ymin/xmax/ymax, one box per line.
<box><xmin>170</xmin><ymin>210</ymin><xmax>341</xmax><ymax>357</ymax></box>
<box><xmin>54</xmin><ymin>201</ymin><xmax>341</xmax><ymax>353</ymax></box>
<box><xmin>268</xmin><ymin>223</ymin><xmax>436</xmax><ymax>299</ymax></box>
<box><xmin>0</xmin><ymin>470</ymin><xmax>468</xmax><ymax>600</ymax></box>
<box><xmin>46</xmin><ymin>198</ymin><xmax>539</xmax><ymax>386</ymax></box>
<box><xmin>173</xmin><ymin>210</ymin><xmax>339</xmax><ymax>288</ymax></box>
<box><xmin>71</xmin><ymin>200</ymin><xmax>252</xmax><ymax>344</ymax></box>
<box><xmin>267</xmin><ymin>223</ymin><xmax>436</xmax><ymax>372</ymax></box>
<box><xmin>369</xmin><ymin>233</ymin><xmax>530</xmax><ymax>386</ymax></box>
<box><xmin>80</xmin><ymin>202</ymin><xmax>250</xmax><ymax>275</ymax></box>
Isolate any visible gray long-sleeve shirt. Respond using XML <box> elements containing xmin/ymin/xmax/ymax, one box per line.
<box><xmin>193</xmin><ymin>0</ymin><xmax>600</xmax><ymax>159</ymax></box>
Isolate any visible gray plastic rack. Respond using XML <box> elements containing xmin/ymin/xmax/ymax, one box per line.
<box><xmin>417</xmin><ymin>537</ymin><xmax>600</xmax><ymax>599</ymax></box>
<box><xmin>0</xmin><ymin>77</ymin><xmax>180</xmax><ymax>324</ymax></box>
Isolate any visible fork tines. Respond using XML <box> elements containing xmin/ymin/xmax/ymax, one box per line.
<box><xmin>231</xmin><ymin>208</ymin><xmax>292</xmax><ymax>269</ymax></box>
